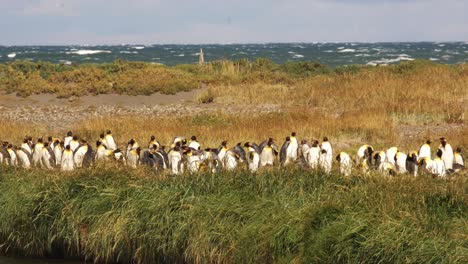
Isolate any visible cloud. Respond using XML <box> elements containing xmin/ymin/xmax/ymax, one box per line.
<box><xmin>0</xmin><ymin>0</ymin><xmax>466</xmax><ymax>44</ymax></box>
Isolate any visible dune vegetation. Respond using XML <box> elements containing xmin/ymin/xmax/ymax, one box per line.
<box><xmin>0</xmin><ymin>59</ymin><xmax>466</xmax><ymax>152</ymax></box>
<box><xmin>0</xmin><ymin>167</ymin><xmax>466</xmax><ymax>263</ymax></box>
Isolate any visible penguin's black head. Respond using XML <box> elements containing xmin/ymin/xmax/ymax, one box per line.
<box><xmin>128</xmin><ymin>139</ymin><xmax>135</xmax><ymax>145</ymax></box>
<box><xmin>150</xmin><ymin>135</ymin><xmax>155</xmax><ymax>141</ymax></box>
<box><xmin>222</xmin><ymin>141</ymin><xmax>227</xmax><ymax>147</ymax></box>
<box><xmin>312</xmin><ymin>140</ymin><xmax>319</xmax><ymax>147</ymax></box>
<box><xmin>301</xmin><ymin>139</ymin><xmax>307</xmax><ymax>144</ymax></box>
<box><xmin>191</xmin><ymin>135</ymin><xmax>197</xmax><ymax>141</ymax></box>
<box><xmin>60</xmin><ymin>141</ymin><xmax>64</xmax><ymax>147</ymax></box>
<box><xmin>267</xmin><ymin>141</ymin><xmax>272</xmax><ymax>147</ymax></box>
<box><xmin>174</xmin><ymin>146</ymin><xmax>180</xmax><ymax>151</ymax></box>
<box><xmin>7</xmin><ymin>144</ymin><xmax>13</xmax><ymax>148</ymax></box>
<box><xmin>23</xmin><ymin>139</ymin><xmax>28</xmax><ymax>143</ymax></box>
<box><xmin>269</xmin><ymin>137</ymin><xmax>274</xmax><ymax>142</ymax></box>
<box><xmin>99</xmin><ymin>133</ymin><xmax>104</xmax><ymax>139</ymax></box>
<box><xmin>44</xmin><ymin>142</ymin><xmax>49</xmax><ymax>148</ymax></box>
<box><xmin>67</xmin><ymin>131</ymin><xmax>72</xmax><ymax>137</ymax></box>
<box><xmin>365</xmin><ymin>147</ymin><xmax>374</xmax><ymax>157</ymax></box>
<box><xmin>321</xmin><ymin>149</ymin><xmax>327</xmax><ymax>154</ymax></box>
<box><xmin>244</xmin><ymin>142</ymin><xmax>250</xmax><ymax>148</ymax></box>
<box><xmin>291</xmin><ymin>132</ymin><xmax>296</xmax><ymax>137</ymax></box>
<box><xmin>236</xmin><ymin>142</ymin><xmax>242</xmax><ymax>147</ymax></box>
<box><xmin>96</xmin><ymin>141</ymin><xmax>102</xmax><ymax>147</ymax></box>
<box><xmin>27</xmin><ymin>136</ymin><xmax>32</xmax><ymax>141</ymax></box>
<box><xmin>160</xmin><ymin>145</ymin><xmax>166</xmax><ymax>151</ymax></box>
<box><xmin>336</xmin><ymin>154</ymin><xmax>341</xmax><ymax>162</ymax></box>
<box><xmin>38</xmin><ymin>138</ymin><xmax>43</xmax><ymax>143</ymax></box>
<box><xmin>205</xmin><ymin>147</ymin><xmax>211</xmax><ymax>152</ymax></box>
<box><xmin>323</xmin><ymin>137</ymin><xmax>329</xmax><ymax>142</ymax></box>
<box><xmin>48</xmin><ymin>136</ymin><xmax>53</xmax><ymax>142</ymax></box>
<box><xmin>285</xmin><ymin>136</ymin><xmax>290</xmax><ymax>141</ymax></box>
<box><xmin>106</xmin><ymin>130</ymin><xmax>112</xmax><ymax>135</ymax></box>
<box><xmin>439</xmin><ymin>137</ymin><xmax>446</xmax><ymax>147</ymax></box>
<box><xmin>455</xmin><ymin>147</ymin><xmax>462</xmax><ymax>153</ymax></box>
<box><xmin>175</xmin><ymin>142</ymin><xmax>181</xmax><ymax>147</ymax></box>
<box><xmin>182</xmin><ymin>139</ymin><xmax>187</xmax><ymax>145</ymax></box>
<box><xmin>436</xmin><ymin>149</ymin><xmax>443</xmax><ymax>158</ymax></box>
<box><xmin>426</xmin><ymin>139</ymin><xmax>432</xmax><ymax>144</ymax></box>
<box><xmin>65</xmin><ymin>145</ymin><xmax>71</xmax><ymax>150</ymax></box>
<box><xmin>136</xmin><ymin>147</ymin><xmax>142</xmax><ymax>154</ymax></box>
<box><xmin>72</xmin><ymin>136</ymin><xmax>78</xmax><ymax>141</ymax></box>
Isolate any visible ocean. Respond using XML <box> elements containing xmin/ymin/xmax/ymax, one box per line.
<box><xmin>0</xmin><ymin>42</ymin><xmax>467</xmax><ymax>67</ymax></box>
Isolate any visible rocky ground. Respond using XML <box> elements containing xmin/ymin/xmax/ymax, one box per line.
<box><xmin>0</xmin><ymin>92</ymin><xmax>281</xmax><ymax>130</ymax></box>
<box><xmin>0</xmin><ymin>92</ymin><xmax>465</xmax><ymax>139</ymax></box>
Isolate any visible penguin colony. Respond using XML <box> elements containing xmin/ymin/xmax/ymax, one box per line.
<box><xmin>0</xmin><ymin>131</ymin><xmax>465</xmax><ymax>177</ymax></box>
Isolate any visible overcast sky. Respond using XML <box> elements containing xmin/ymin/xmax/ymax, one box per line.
<box><xmin>1</xmin><ymin>0</ymin><xmax>467</xmax><ymax>45</ymax></box>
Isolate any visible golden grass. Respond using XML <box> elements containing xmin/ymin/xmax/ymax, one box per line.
<box><xmin>0</xmin><ymin>63</ymin><xmax>466</xmax><ymax>156</ymax></box>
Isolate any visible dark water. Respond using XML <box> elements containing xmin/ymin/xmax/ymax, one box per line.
<box><xmin>0</xmin><ymin>257</ymin><xmax>82</xmax><ymax>264</ymax></box>
<box><xmin>0</xmin><ymin>42</ymin><xmax>467</xmax><ymax>67</ymax></box>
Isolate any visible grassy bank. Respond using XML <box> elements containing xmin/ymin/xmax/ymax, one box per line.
<box><xmin>1</xmin><ymin>59</ymin><xmax>466</xmax><ymax>98</ymax></box>
<box><xmin>0</xmin><ymin>167</ymin><xmax>466</xmax><ymax>263</ymax></box>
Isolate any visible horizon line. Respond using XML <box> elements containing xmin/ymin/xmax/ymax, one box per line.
<box><xmin>1</xmin><ymin>40</ymin><xmax>468</xmax><ymax>47</ymax></box>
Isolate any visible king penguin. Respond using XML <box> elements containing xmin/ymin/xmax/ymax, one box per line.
<box><xmin>336</xmin><ymin>152</ymin><xmax>352</xmax><ymax>177</ymax></box>
<box><xmin>104</xmin><ymin>130</ymin><xmax>117</xmax><ymax>151</ymax></box>
<box><xmin>438</xmin><ymin>137</ymin><xmax>454</xmax><ymax>171</ymax></box>
<box><xmin>61</xmin><ymin>145</ymin><xmax>74</xmax><ymax>171</ymax></box>
<box><xmin>418</xmin><ymin>140</ymin><xmax>432</xmax><ymax>160</ymax></box>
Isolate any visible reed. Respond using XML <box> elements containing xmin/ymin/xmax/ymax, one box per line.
<box><xmin>0</xmin><ymin>167</ymin><xmax>466</xmax><ymax>263</ymax></box>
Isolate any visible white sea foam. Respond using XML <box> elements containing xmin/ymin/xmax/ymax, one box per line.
<box><xmin>288</xmin><ymin>51</ymin><xmax>295</xmax><ymax>54</ymax></box>
<box><xmin>7</xmin><ymin>53</ymin><xmax>16</xmax><ymax>58</ymax></box>
<box><xmin>338</xmin><ymin>49</ymin><xmax>355</xmax><ymax>53</ymax></box>
<box><xmin>324</xmin><ymin>50</ymin><xmax>334</xmax><ymax>53</ymax></box>
<box><xmin>176</xmin><ymin>54</ymin><xmax>185</xmax><ymax>57</ymax></box>
<box><xmin>131</xmin><ymin>46</ymin><xmax>145</xmax><ymax>50</ymax></box>
<box><xmin>367</xmin><ymin>56</ymin><xmax>415</xmax><ymax>65</ymax></box>
<box><xmin>355</xmin><ymin>54</ymin><xmax>371</xmax><ymax>57</ymax></box>
<box><xmin>337</xmin><ymin>47</ymin><xmax>345</xmax><ymax>50</ymax></box>
<box><xmin>59</xmin><ymin>60</ymin><xmax>73</xmax><ymax>65</ymax></box>
<box><xmin>434</xmin><ymin>49</ymin><xmax>441</xmax><ymax>52</ymax></box>
<box><xmin>120</xmin><ymin>51</ymin><xmax>138</xmax><ymax>54</ymax></box>
<box><xmin>293</xmin><ymin>54</ymin><xmax>304</xmax><ymax>58</ymax></box>
<box><xmin>66</xmin><ymin>50</ymin><xmax>111</xmax><ymax>55</ymax></box>
<box><xmin>429</xmin><ymin>58</ymin><xmax>439</xmax><ymax>61</ymax></box>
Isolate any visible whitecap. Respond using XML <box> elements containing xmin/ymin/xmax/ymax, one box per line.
<box><xmin>434</xmin><ymin>49</ymin><xmax>441</xmax><ymax>52</ymax></box>
<box><xmin>120</xmin><ymin>51</ymin><xmax>138</xmax><ymax>54</ymax></box>
<box><xmin>338</xmin><ymin>49</ymin><xmax>355</xmax><ymax>53</ymax></box>
<box><xmin>66</xmin><ymin>50</ymin><xmax>111</xmax><ymax>55</ymax></box>
<box><xmin>367</xmin><ymin>56</ymin><xmax>414</xmax><ymax>65</ymax></box>
<box><xmin>337</xmin><ymin>47</ymin><xmax>345</xmax><ymax>50</ymax></box>
<box><xmin>429</xmin><ymin>58</ymin><xmax>439</xmax><ymax>61</ymax></box>
<box><xmin>293</xmin><ymin>54</ymin><xmax>304</xmax><ymax>58</ymax></box>
<box><xmin>176</xmin><ymin>54</ymin><xmax>185</xmax><ymax>57</ymax></box>
<box><xmin>324</xmin><ymin>50</ymin><xmax>334</xmax><ymax>53</ymax></box>
<box><xmin>288</xmin><ymin>51</ymin><xmax>295</xmax><ymax>54</ymax></box>
<box><xmin>131</xmin><ymin>46</ymin><xmax>145</xmax><ymax>50</ymax></box>
<box><xmin>59</xmin><ymin>60</ymin><xmax>73</xmax><ymax>65</ymax></box>
<box><xmin>355</xmin><ymin>54</ymin><xmax>371</xmax><ymax>57</ymax></box>
<box><xmin>7</xmin><ymin>53</ymin><xmax>16</xmax><ymax>58</ymax></box>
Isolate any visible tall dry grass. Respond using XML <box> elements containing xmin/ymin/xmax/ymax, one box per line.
<box><xmin>0</xmin><ymin>61</ymin><xmax>466</xmax><ymax>155</ymax></box>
